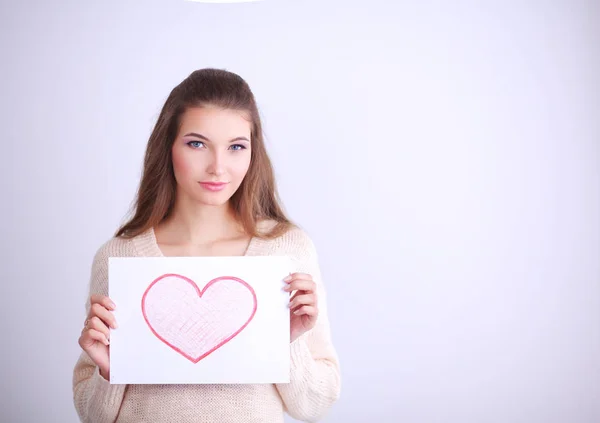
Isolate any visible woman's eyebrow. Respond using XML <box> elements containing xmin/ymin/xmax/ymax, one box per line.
<box><xmin>183</xmin><ymin>132</ymin><xmax>250</xmax><ymax>143</ymax></box>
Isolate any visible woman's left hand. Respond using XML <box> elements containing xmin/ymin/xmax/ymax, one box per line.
<box><xmin>284</xmin><ymin>272</ymin><xmax>319</xmax><ymax>343</ymax></box>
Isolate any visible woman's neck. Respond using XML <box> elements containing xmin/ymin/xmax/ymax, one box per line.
<box><xmin>157</xmin><ymin>201</ymin><xmax>244</xmax><ymax>246</ymax></box>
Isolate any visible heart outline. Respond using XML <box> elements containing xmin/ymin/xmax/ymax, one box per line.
<box><xmin>141</xmin><ymin>273</ymin><xmax>258</xmax><ymax>363</ymax></box>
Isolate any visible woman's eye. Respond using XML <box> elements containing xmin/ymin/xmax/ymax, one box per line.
<box><xmin>230</xmin><ymin>144</ymin><xmax>246</xmax><ymax>151</ymax></box>
<box><xmin>187</xmin><ymin>141</ymin><xmax>205</xmax><ymax>148</ymax></box>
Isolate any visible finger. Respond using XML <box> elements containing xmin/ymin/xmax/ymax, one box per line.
<box><xmin>289</xmin><ymin>293</ymin><xmax>317</xmax><ymax>310</ymax></box>
<box><xmin>81</xmin><ymin>320</ymin><xmax>91</xmax><ymax>335</ymax></box>
<box><xmin>288</xmin><ymin>290</ymin><xmax>307</xmax><ymax>302</ymax></box>
<box><xmin>90</xmin><ymin>294</ymin><xmax>116</xmax><ymax>311</ymax></box>
<box><xmin>82</xmin><ymin>328</ymin><xmax>110</xmax><ymax>346</ymax></box>
<box><xmin>87</xmin><ymin>316</ymin><xmax>111</xmax><ymax>339</ymax></box>
<box><xmin>87</xmin><ymin>316</ymin><xmax>109</xmax><ymax>336</ymax></box>
<box><xmin>284</xmin><ymin>272</ymin><xmax>312</xmax><ymax>283</ymax></box>
<box><xmin>292</xmin><ymin>305</ymin><xmax>318</xmax><ymax>316</ymax></box>
<box><xmin>284</xmin><ymin>279</ymin><xmax>316</xmax><ymax>293</ymax></box>
<box><xmin>288</xmin><ymin>290</ymin><xmax>301</xmax><ymax>308</ymax></box>
<box><xmin>90</xmin><ymin>303</ymin><xmax>118</xmax><ymax>329</ymax></box>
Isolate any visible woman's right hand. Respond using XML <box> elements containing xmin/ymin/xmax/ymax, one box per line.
<box><xmin>78</xmin><ymin>295</ymin><xmax>118</xmax><ymax>380</ymax></box>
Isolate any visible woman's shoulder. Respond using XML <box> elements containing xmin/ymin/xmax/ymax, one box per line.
<box><xmin>91</xmin><ymin>232</ymin><xmax>142</xmax><ymax>264</ymax></box>
<box><xmin>256</xmin><ymin>220</ymin><xmax>325</xmax><ymax>282</ymax></box>
<box><xmin>257</xmin><ymin>219</ymin><xmax>318</xmax><ymax>258</ymax></box>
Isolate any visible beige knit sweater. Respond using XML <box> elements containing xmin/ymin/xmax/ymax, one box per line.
<box><xmin>72</xmin><ymin>223</ymin><xmax>341</xmax><ymax>423</ymax></box>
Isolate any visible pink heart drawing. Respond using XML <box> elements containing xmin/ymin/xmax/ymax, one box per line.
<box><xmin>141</xmin><ymin>274</ymin><xmax>257</xmax><ymax>363</ymax></box>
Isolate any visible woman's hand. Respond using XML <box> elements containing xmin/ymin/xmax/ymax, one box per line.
<box><xmin>284</xmin><ymin>273</ymin><xmax>319</xmax><ymax>343</ymax></box>
<box><xmin>78</xmin><ymin>295</ymin><xmax>118</xmax><ymax>380</ymax></box>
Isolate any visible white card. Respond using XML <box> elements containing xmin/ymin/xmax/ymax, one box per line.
<box><xmin>108</xmin><ymin>256</ymin><xmax>292</xmax><ymax>384</ymax></box>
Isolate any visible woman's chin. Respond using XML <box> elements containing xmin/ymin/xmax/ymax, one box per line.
<box><xmin>178</xmin><ymin>185</ymin><xmax>237</xmax><ymax>207</ymax></box>
<box><xmin>195</xmin><ymin>193</ymin><xmax>232</xmax><ymax>207</ymax></box>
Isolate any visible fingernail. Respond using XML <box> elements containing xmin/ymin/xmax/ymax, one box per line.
<box><xmin>113</xmin><ymin>322</ymin><xmax>118</xmax><ymax>329</ymax></box>
<box><xmin>284</xmin><ymin>274</ymin><xmax>292</xmax><ymax>282</ymax></box>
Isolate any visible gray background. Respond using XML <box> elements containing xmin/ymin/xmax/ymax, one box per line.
<box><xmin>1</xmin><ymin>0</ymin><xmax>598</xmax><ymax>422</ymax></box>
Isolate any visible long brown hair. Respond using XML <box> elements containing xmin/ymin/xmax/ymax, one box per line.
<box><xmin>115</xmin><ymin>68</ymin><xmax>294</xmax><ymax>240</ymax></box>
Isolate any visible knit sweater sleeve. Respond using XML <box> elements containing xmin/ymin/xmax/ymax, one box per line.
<box><xmin>275</xmin><ymin>230</ymin><xmax>341</xmax><ymax>422</ymax></box>
<box><xmin>72</xmin><ymin>240</ymin><xmax>127</xmax><ymax>423</ymax></box>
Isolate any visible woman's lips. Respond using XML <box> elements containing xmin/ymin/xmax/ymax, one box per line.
<box><xmin>199</xmin><ymin>182</ymin><xmax>228</xmax><ymax>191</ymax></box>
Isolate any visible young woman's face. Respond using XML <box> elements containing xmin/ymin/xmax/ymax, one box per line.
<box><xmin>171</xmin><ymin>106</ymin><xmax>252</xmax><ymax>207</ymax></box>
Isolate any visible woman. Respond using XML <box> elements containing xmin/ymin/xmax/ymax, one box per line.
<box><xmin>72</xmin><ymin>68</ymin><xmax>341</xmax><ymax>422</ymax></box>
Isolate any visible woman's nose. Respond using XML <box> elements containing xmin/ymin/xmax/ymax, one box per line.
<box><xmin>207</xmin><ymin>151</ymin><xmax>225</xmax><ymax>176</ymax></box>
